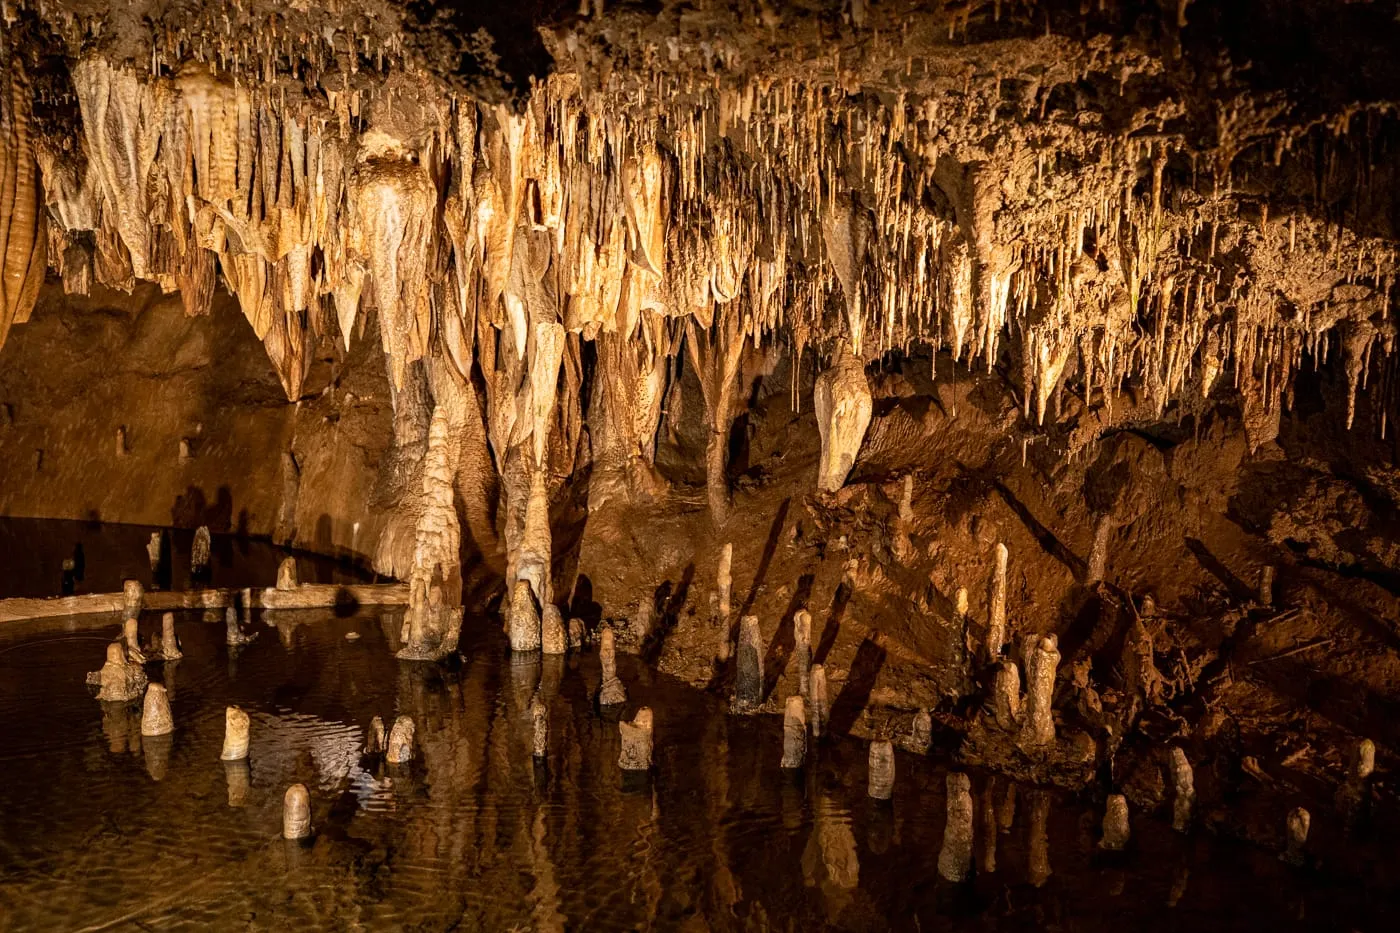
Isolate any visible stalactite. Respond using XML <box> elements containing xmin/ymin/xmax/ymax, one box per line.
<box><xmin>0</xmin><ymin>56</ymin><xmax>46</xmax><ymax>349</ymax></box>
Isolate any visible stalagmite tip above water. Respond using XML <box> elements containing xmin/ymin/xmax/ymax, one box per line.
<box><xmin>810</xmin><ymin>664</ymin><xmax>829</xmax><ymax>738</ymax></box>
<box><xmin>619</xmin><ymin>707</ymin><xmax>653</xmax><ymax>771</ymax></box>
<box><xmin>365</xmin><ymin>716</ymin><xmax>387</xmax><ymax>756</ymax></box>
<box><xmin>508</xmin><ymin>579</ymin><xmax>542</xmax><ymax>653</ymax></box>
<box><xmin>868</xmin><ymin>740</ymin><xmax>895</xmax><ymax>800</ymax></box>
<box><xmin>221</xmin><ymin>706</ymin><xmax>250</xmax><ymax>760</ymax></box>
<box><xmin>276</xmin><ymin>557</ymin><xmax>298</xmax><ymax>591</ymax></box>
<box><xmin>283</xmin><ymin>784</ymin><xmax>312</xmax><ymax>840</ymax></box>
<box><xmin>140</xmin><ymin>683</ymin><xmax>173</xmax><ymax>737</ymax></box>
<box><xmin>386</xmin><ymin>715</ymin><xmax>416</xmax><ymax>764</ymax></box>
<box><xmin>938</xmin><ymin>773</ymin><xmax>974</xmax><ymax>882</ymax></box>
<box><xmin>159</xmin><ymin>613</ymin><xmax>181</xmax><ymax>660</ymax></box>
<box><xmin>1019</xmin><ymin>635</ymin><xmax>1059</xmax><ymax>748</ymax></box>
<box><xmin>89</xmin><ymin>641</ymin><xmax>147</xmax><ymax>702</ymax></box>
<box><xmin>1100</xmin><ymin>794</ymin><xmax>1130</xmax><ymax>851</ymax></box>
<box><xmin>123</xmin><ymin>617</ymin><xmax>147</xmax><ymax>664</ymax></box>
<box><xmin>813</xmin><ymin>347</ymin><xmax>872</xmax><ymax>493</ymax></box>
<box><xmin>541</xmin><ymin>604</ymin><xmax>568</xmax><ymax>656</ymax></box>
<box><xmin>781</xmin><ymin>695</ymin><xmax>807</xmax><ymax>769</ymax></box>
<box><xmin>597</xmin><ymin>625</ymin><xmax>628</xmax><ymax>707</ymax></box>
<box><xmin>733</xmin><ymin>615</ymin><xmax>764</xmax><ymax>714</ymax></box>
<box><xmin>122</xmin><ymin>579</ymin><xmax>144</xmax><ymax>621</ymax></box>
<box><xmin>1282</xmin><ymin>807</ymin><xmax>1310</xmax><ymax>866</ymax></box>
<box><xmin>225</xmin><ymin>606</ymin><xmax>254</xmax><ymax>646</ymax></box>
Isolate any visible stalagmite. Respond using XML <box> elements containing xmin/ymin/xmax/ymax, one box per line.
<box><xmin>811</xmin><ymin>665</ymin><xmax>829</xmax><ymax>738</ymax></box>
<box><xmin>1019</xmin><ymin>636</ymin><xmax>1059</xmax><ymax>747</ymax></box>
<box><xmin>717</xmin><ymin>543</ymin><xmax>733</xmax><ymax>622</ymax></box>
<box><xmin>938</xmin><ymin>773</ymin><xmax>974</xmax><ymax>882</ymax></box>
<box><xmin>123</xmin><ymin>618</ymin><xmax>146</xmax><ymax>663</ymax></box>
<box><xmin>781</xmin><ymin>695</ymin><xmax>807</xmax><ymax>769</ymax></box>
<box><xmin>598</xmin><ymin>626</ymin><xmax>627</xmax><ymax>706</ymax></box>
<box><xmin>89</xmin><ymin>642</ymin><xmax>148</xmax><ymax>702</ymax></box>
<box><xmin>140</xmin><ymin>683</ymin><xmax>173</xmax><ymax>737</ymax></box>
<box><xmin>191</xmin><ymin>526</ymin><xmax>210</xmax><ymax>576</ymax></box>
<box><xmin>813</xmin><ymin>347</ymin><xmax>872</xmax><ymax>493</ymax></box>
<box><xmin>509</xmin><ymin>579</ymin><xmax>542</xmax><ymax>652</ymax></box>
<box><xmin>867</xmin><ymin>740</ymin><xmax>895</xmax><ymax>800</ymax></box>
<box><xmin>276</xmin><ymin>557</ymin><xmax>297</xmax><ymax>591</ymax></box>
<box><xmin>122</xmin><ymin>580</ymin><xmax>144</xmax><ymax>621</ymax></box>
<box><xmin>1086</xmin><ymin>515</ymin><xmax>1112</xmax><ymax>585</ymax></box>
<box><xmin>159</xmin><ymin>613</ymin><xmax>181</xmax><ymax>660</ymax></box>
<box><xmin>619</xmin><ymin>707</ymin><xmax>654</xmax><ymax>771</ymax></box>
<box><xmin>283</xmin><ymin>784</ymin><xmax>312</xmax><ymax>840</ymax></box>
<box><xmin>1336</xmin><ymin>738</ymin><xmax>1375</xmax><ymax>826</ymax></box>
<box><xmin>1171</xmin><ymin>747</ymin><xmax>1195</xmax><ymax>832</ymax></box>
<box><xmin>1100</xmin><ymin>794</ymin><xmax>1130</xmax><ymax>850</ymax></box>
<box><xmin>397</xmin><ymin>404</ymin><xmax>466</xmax><ymax>661</ymax></box>
<box><xmin>515</xmin><ymin>467</ymin><xmax>553</xmax><ymax>611</ymax></box>
<box><xmin>221</xmin><ymin>706</ymin><xmax>250</xmax><ymax>760</ymax></box>
<box><xmin>899</xmin><ymin>475</ymin><xmax>915</xmax><ymax>524</ymax></box>
<box><xmin>567</xmin><ymin>618</ymin><xmax>586</xmax><ymax>650</ymax></box>
<box><xmin>178</xmin><ymin>438</ymin><xmax>192</xmax><ymax>462</ymax></box>
<box><xmin>1028</xmin><ymin>792</ymin><xmax>1052</xmax><ymax>887</ymax></box>
<box><xmin>908</xmin><ymin>710</ymin><xmax>933</xmax><ymax>755</ymax></box>
<box><xmin>531</xmin><ymin>696</ymin><xmax>549</xmax><ymax>759</ymax></box>
<box><xmin>116</xmin><ymin>427</ymin><xmax>127</xmax><ymax>459</ymax></box>
<box><xmin>1259</xmin><ymin>566</ymin><xmax>1275</xmax><ymax>607</ymax></box>
<box><xmin>1282</xmin><ymin>807</ymin><xmax>1310</xmax><ymax>865</ymax></box>
<box><xmin>733</xmin><ymin>616</ymin><xmax>764</xmax><ymax>713</ymax></box>
<box><xmin>146</xmin><ymin>532</ymin><xmax>162</xmax><ymax>573</ymax></box>
<box><xmin>793</xmin><ymin>609</ymin><xmax>812</xmax><ymax>696</ymax></box>
<box><xmin>987</xmin><ymin>542</ymin><xmax>1009</xmax><ymax>661</ymax></box>
<box><xmin>386</xmin><ymin>715</ymin><xmax>416</xmax><ymax>764</ymax></box>
<box><xmin>225</xmin><ymin>606</ymin><xmax>253</xmax><ymax>646</ymax></box>
<box><xmin>541</xmin><ymin>604</ymin><xmax>568</xmax><ymax>655</ymax></box>
<box><xmin>365</xmin><ymin>716</ymin><xmax>387</xmax><ymax>756</ymax></box>
<box><xmin>993</xmin><ymin>660</ymin><xmax>1021</xmax><ymax>730</ymax></box>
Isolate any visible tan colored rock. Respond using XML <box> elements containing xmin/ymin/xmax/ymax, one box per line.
<box><xmin>810</xmin><ymin>664</ymin><xmax>829</xmax><ymax>738</ymax></box>
<box><xmin>191</xmin><ymin>526</ymin><xmax>210</xmax><ymax>575</ymax></box>
<box><xmin>1100</xmin><ymin>794</ymin><xmax>1130</xmax><ymax>851</ymax></box>
<box><xmin>90</xmin><ymin>641</ymin><xmax>147</xmax><ymax>702</ymax></box>
<box><xmin>122</xmin><ymin>579</ymin><xmax>144</xmax><ymax>621</ymax></box>
<box><xmin>867</xmin><ymin>740</ymin><xmax>895</xmax><ymax>800</ymax></box>
<box><xmin>159</xmin><ymin>613</ymin><xmax>181</xmax><ymax>660</ymax></box>
<box><xmin>387</xmin><ymin>715</ymin><xmax>416</xmax><ymax>764</ymax></box>
<box><xmin>509</xmin><ymin>579</ymin><xmax>542</xmax><ymax>652</ymax></box>
<box><xmin>541</xmin><ymin>604</ymin><xmax>568</xmax><ymax>655</ymax></box>
<box><xmin>276</xmin><ymin>557</ymin><xmax>298</xmax><ymax>591</ymax></box>
<box><xmin>140</xmin><ymin>683</ymin><xmax>173</xmax><ymax>736</ymax></box>
<box><xmin>938</xmin><ymin>773</ymin><xmax>974</xmax><ymax>882</ymax></box>
<box><xmin>1019</xmin><ymin>636</ymin><xmax>1059</xmax><ymax>748</ymax></box>
<box><xmin>781</xmin><ymin>695</ymin><xmax>807</xmax><ymax>769</ymax></box>
<box><xmin>283</xmin><ymin>784</ymin><xmax>312</xmax><ymax>839</ymax></box>
<box><xmin>1282</xmin><ymin>807</ymin><xmax>1310</xmax><ymax>865</ymax></box>
<box><xmin>793</xmin><ymin>609</ymin><xmax>812</xmax><ymax>697</ymax></box>
<box><xmin>813</xmin><ymin>347</ymin><xmax>872</xmax><ymax>493</ymax></box>
<box><xmin>993</xmin><ymin>660</ymin><xmax>1021</xmax><ymax>730</ymax></box>
<box><xmin>221</xmin><ymin>706</ymin><xmax>250</xmax><ymax>760</ymax></box>
<box><xmin>988</xmin><ymin>542</ymin><xmax>1009</xmax><ymax>660</ymax></box>
<box><xmin>224</xmin><ymin>760</ymin><xmax>250</xmax><ymax>807</ymax></box>
<box><xmin>123</xmin><ymin>617</ymin><xmax>147</xmax><ymax>663</ymax></box>
<box><xmin>618</xmin><ymin>707</ymin><xmax>653</xmax><ymax>771</ymax></box>
<box><xmin>598</xmin><ymin>626</ymin><xmax>628</xmax><ymax>706</ymax></box>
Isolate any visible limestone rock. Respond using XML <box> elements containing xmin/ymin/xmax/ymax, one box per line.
<box><xmin>813</xmin><ymin>347</ymin><xmax>872</xmax><ymax>493</ymax></box>
<box><xmin>221</xmin><ymin>706</ymin><xmax>250</xmax><ymax>760</ymax></box>
<box><xmin>387</xmin><ymin>715</ymin><xmax>416</xmax><ymax>764</ymax></box>
<box><xmin>733</xmin><ymin>615</ymin><xmax>764</xmax><ymax>713</ymax></box>
<box><xmin>618</xmin><ymin>707</ymin><xmax>653</xmax><ymax>771</ymax></box>
<box><xmin>283</xmin><ymin>784</ymin><xmax>312</xmax><ymax>839</ymax></box>
<box><xmin>867</xmin><ymin>740</ymin><xmax>895</xmax><ymax>800</ymax></box>
<box><xmin>937</xmin><ymin>773</ymin><xmax>974</xmax><ymax>882</ymax></box>
<box><xmin>781</xmin><ymin>695</ymin><xmax>807</xmax><ymax>769</ymax></box>
<box><xmin>541</xmin><ymin>604</ymin><xmax>567</xmax><ymax>655</ymax></box>
<box><xmin>140</xmin><ymin>683</ymin><xmax>173</xmax><ymax>736</ymax></box>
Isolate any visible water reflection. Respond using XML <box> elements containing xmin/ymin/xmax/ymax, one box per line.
<box><xmin>0</xmin><ymin>614</ymin><xmax>1394</xmax><ymax>931</ymax></box>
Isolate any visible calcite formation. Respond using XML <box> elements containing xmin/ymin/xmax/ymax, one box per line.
<box><xmin>221</xmin><ymin>706</ymin><xmax>250</xmax><ymax>760</ymax></box>
<box><xmin>386</xmin><ymin>715</ymin><xmax>416</xmax><ymax>764</ymax></box>
<box><xmin>140</xmin><ymin>683</ymin><xmax>173</xmax><ymax>737</ymax></box>
<box><xmin>937</xmin><ymin>773</ymin><xmax>974</xmax><ymax>882</ymax></box>
<box><xmin>283</xmin><ymin>784</ymin><xmax>312</xmax><ymax>840</ymax></box>
<box><xmin>781</xmin><ymin>695</ymin><xmax>807</xmax><ymax>769</ymax></box>
<box><xmin>89</xmin><ymin>642</ymin><xmax>148</xmax><ymax>702</ymax></box>
<box><xmin>618</xmin><ymin>707</ymin><xmax>654</xmax><ymax>771</ymax></box>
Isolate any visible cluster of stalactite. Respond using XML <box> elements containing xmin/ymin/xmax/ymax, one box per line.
<box><xmin>2</xmin><ymin>19</ymin><xmax>1398</xmax><ymax>653</ymax></box>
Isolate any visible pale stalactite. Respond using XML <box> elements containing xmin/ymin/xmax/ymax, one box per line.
<box><xmin>0</xmin><ymin>56</ymin><xmax>46</xmax><ymax>349</ymax></box>
<box><xmin>813</xmin><ymin>346</ymin><xmax>873</xmax><ymax>493</ymax></box>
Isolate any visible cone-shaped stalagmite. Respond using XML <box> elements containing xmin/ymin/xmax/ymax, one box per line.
<box><xmin>810</xmin><ymin>664</ymin><xmax>829</xmax><ymax>738</ymax></box>
<box><xmin>1019</xmin><ymin>636</ymin><xmax>1059</xmax><ymax>747</ymax></box>
<box><xmin>276</xmin><ymin>557</ymin><xmax>298</xmax><ymax>590</ymax></box>
<box><xmin>365</xmin><ymin>716</ymin><xmax>387</xmax><ymax>755</ymax></box>
<box><xmin>868</xmin><ymin>740</ymin><xmax>895</xmax><ymax>800</ymax></box>
<box><xmin>283</xmin><ymin>784</ymin><xmax>312</xmax><ymax>840</ymax></box>
<box><xmin>598</xmin><ymin>626</ymin><xmax>628</xmax><ymax>706</ymax></box>
<box><xmin>619</xmin><ymin>707</ymin><xmax>653</xmax><ymax>771</ymax></box>
<box><xmin>938</xmin><ymin>773</ymin><xmax>974</xmax><ymax>882</ymax></box>
<box><xmin>734</xmin><ymin>616</ymin><xmax>764</xmax><ymax>713</ymax></box>
<box><xmin>509</xmin><ymin>579</ymin><xmax>542</xmax><ymax>653</ymax></box>
<box><xmin>91</xmin><ymin>642</ymin><xmax>147</xmax><ymax>702</ymax></box>
<box><xmin>1101</xmin><ymin>794</ymin><xmax>1130</xmax><ymax>850</ymax></box>
<box><xmin>140</xmin><ymin>683</ymin><xmax>173</xmax><ymax>736</ymax></box>
<box><xmin>387</xmin><ymin>715</ymin><xmax>416</xmax><ymax>764</ymax></box>
<box><xmin>221</xmin><ymin>706</ymin><xmax>250</xmax><ymax>760</ymax></box>
<box><xmin>541</xmin><ymin>604</ymin><xmax>568</xmax><ymax>655</ymax></box>
<box><xmin>781</xmin><ymin>696</ymin><xmax>807</xmax><ymax>769</ymax></box>
<box><xmin>813</xmin><ymin>346</ymin><xmax>872</xmax><ymax>493</ymax></box>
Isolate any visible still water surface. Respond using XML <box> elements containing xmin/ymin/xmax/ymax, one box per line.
<box><xmin>0</xmin><ymin>608</ymin><xmax>1390</xmax><ymax>930</ymax></box>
